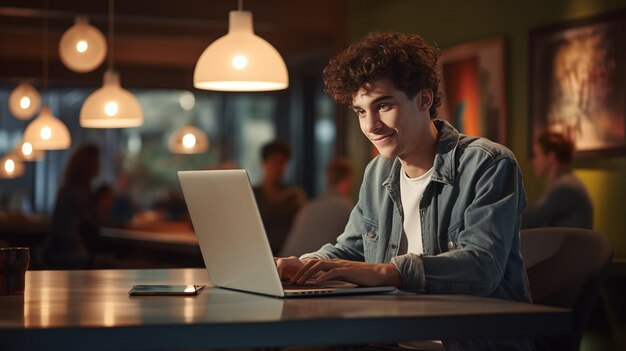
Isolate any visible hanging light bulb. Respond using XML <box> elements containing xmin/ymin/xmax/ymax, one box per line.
<box><xmin>80</xmin><ymin>0</ymin><xmax>143</xmax><ymax>128</ymax></box>
<box><xmin>23</xmin><ymin>106</ymin><xmax>72</xmax><ymax>150</ymax></box>
<box><xmin>168</xmin><ymin>125</ymin><xmax>209</xmax><ymax>154</ymax></box>
<box><xmin>194</xmin><ymin>6</ymin><xmax>288</xmax><ymax>91</ymax></box>
<box><xmin>80</xmin><ymin>70</ymin><xmax>143</xmax><ymax>128</ymax></box>
<box><xmin>59</xmin><ymin>16</ymin><xmax>107</xmax><ymax>73</ymax></box>
<box><xmin>14</xmin><ymin>140</ymin><xmax>45</xmax><ymax>162</ymax></box>
<box><xmin>9</xmin><ymin>82</ymin><xmax>41</xmax><ymax>120</ymax></box>
<box><xmin>0</xmin><ymin>153</ymin><xmax>26</xmax><ymax>179</ymax></box>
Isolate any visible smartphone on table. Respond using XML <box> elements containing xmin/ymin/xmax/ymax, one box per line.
<box><xmin>128</xmin><ymin>284</ymin><xmax>206</xmax><ymax>296</ymax></box>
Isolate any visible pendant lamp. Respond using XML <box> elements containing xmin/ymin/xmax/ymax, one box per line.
<box><xmin>168</xmin><ymin>124</ymin><xmax>209</xmax><ymax>154</ymax></box>
<box><xmin>80</xmin><ymin>70</ymin><xmax>143</xmax><ymax>128</ymax></box>
<box><xmin>80</xmin><ymin>0</ymin><xmax>143</xmax><ymax>128</ymax></box>
<box><xmin>0</xmin><ymin>153</ymin><xmax>25</xmax><ymax>179</ymax></box>
<box><xmin>15</xmin><ymin>140</ymin><xmax>45</xmax><ymax>162</ymax></box>
<box><xmin>24</xmin><ymin>107</ymin><xmax>71</xmax><ymax>150</ymax></box>
<box><xmin>193</xmin><ymin>1</ymin><xmax>288</xmax><ymax>91</ymax></box>
<box><xmin>9</xmin><ymin>82</ymin><xmax>41</xmax><ymax>120</ymax></box>
<box><xmin>23</xmin><ymin>1</ymin><xmax>71</xmax><ymax>151</ymax></box>
<box><xmin>59</xmin><ymin>16</ymin><xmax>107</xmax><ymax>73</ymax></box>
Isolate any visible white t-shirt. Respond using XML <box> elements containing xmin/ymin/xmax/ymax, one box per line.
<box><xmin>399</xmin><ymin>166</ymin><xmax>434</xmax><ymax>255</ymax></box>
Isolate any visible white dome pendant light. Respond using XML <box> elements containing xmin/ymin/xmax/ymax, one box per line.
<box><xmin>24</xmin><ymin>106</ymin><xmax>71</xmax><ymax>150</ymax></box>
<box><xmin>194</xmin><ymin>0</ymin><xmax>288</xmax><ymax>91</ymax></box>
<box><xmin>168</xmin><ymin>124</ymin><xmax>209</xmax><ymax>154</ymax></box>
<box><xmin>23</xmin><ymin>1</ymin><xmax>72</xmax><ymax>151</ymax></box>
<box><xmin>59</xmin><ymin>16</ymin><xmax>107</xmax><ymax>73</ymax></box>
<box><xmin>9</xmin><ymin>82</ymin><xmax>41</xmax><ymax>120</ymax></box>
<box><xmin>80</xmin><ymin>0</ymin><xmax>143</xmax><ymax>128</ymax></box>
<box><xmin>80</xmin><ymin>70</ymin><xmax>143</xmax><ymax>128</ymax></box>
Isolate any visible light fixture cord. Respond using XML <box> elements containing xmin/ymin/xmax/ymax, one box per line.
<box><xmin>43</xmin><ymin>0</ymin><xmax>49</xmax><ymax>101</ymax></box>
<box><xmin>238</xmin><ymin>0</ymin><xmax>243</xmax><ymax>11</ymax></box>
<box><xmin>108</xmin><ymin>0</ymin><xmax>114</xmax><ymax>71</ymax></box>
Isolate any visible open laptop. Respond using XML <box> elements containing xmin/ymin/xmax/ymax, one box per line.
<box><xmin>178</xmin><ymin>169</ymin><xmax>396</xmax><ymax>298</ymax></box>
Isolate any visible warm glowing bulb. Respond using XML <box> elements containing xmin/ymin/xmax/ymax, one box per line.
<box><xmin>22</xmin><ymin>142</ymin><xmax>33</xmax><ymax>156</ymax></box>
<box><xmin>40</xmin><ymin>126</ymin><xmax>52</xmax><ymax>140</ymax></box>
<box><xmin>20</xmin><ymin>96</ymin><xmax>31</xmax><ymax>109</ymax></box>
<box><xmin>4</xmin><ymin>159</ymin><xmax>15</xmax><ymax>173</ymax></box>
<box><xmin>104</xmin><ymin>102</ymin><xmax>118</xmax><ymax>116</ymax></box>
<box><xmin>232</xmin><ymin>55</ymin><xmax>247</xmax><ymax>70</ymax></box>
<box><xmin>76</xmin><ymin>40</ymin><xmax>88</xmax><ymax>53</ymax></box>
<box><xmin>182</xmin><ymin>133</ymin><xmax>197</xmax><ymax>148</ymax></box>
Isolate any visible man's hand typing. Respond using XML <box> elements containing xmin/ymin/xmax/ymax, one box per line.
<box><xmin>278</xmin><ymin>258</ymin><xmax>402</xmax><ymax>287</ymax></box>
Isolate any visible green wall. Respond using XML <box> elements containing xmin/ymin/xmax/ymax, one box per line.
<box><xmin>345</xmin><ymin>0</ymin><xmax>626</xmax><ymax>257</ymax></box>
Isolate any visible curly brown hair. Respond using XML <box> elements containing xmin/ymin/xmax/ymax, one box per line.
<box><xmin>323</xmin><ymin>31</ymin><xmax>442</xmax><ymax>118</ymax></box>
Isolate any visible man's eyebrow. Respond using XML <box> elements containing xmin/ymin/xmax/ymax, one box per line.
<box><xmin>352</xmin><ymin>95</ymin><xmax>394</xmax><ymax>109</ymax></box>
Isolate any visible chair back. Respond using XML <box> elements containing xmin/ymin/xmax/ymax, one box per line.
<box><xmin>520</xmin><ymin>227</ymin><xmax>612</xmax><ymax>351</ymax></box>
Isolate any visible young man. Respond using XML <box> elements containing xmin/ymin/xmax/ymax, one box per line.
<box><xmin>276</xmin><ymin>32</ymin><xmax>535</xmax><ymax>350</ymax></box>
<box><xmin>523</xmin><ymin>130</ymin><xmax>593</xmax><ymax>229</ymax></box>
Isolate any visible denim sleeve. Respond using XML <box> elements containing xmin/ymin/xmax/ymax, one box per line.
<box><xmin>397</xmin><ymin>157</ymin><xmax>526</xmax><ymax>295</ymax></box>
<box><xmin>391</xmin><ymin>253</ymin><xmax>426</xmax><ymax>292</ymax></box>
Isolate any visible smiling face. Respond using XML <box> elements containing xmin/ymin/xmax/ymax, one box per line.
<box><xmin>351</xmin><ymin>78</ymin><xmax>435</xmax><ymax>165</ymax></box>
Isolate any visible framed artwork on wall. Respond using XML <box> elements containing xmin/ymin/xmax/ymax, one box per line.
<box><xmin>439</xmin><ymin>37</ymin><xmax>507</xmax><ymax>145</ymax></box>
<box><xmin>530</xmin><ymin>9</ymin><xmax>626</xmax><ymax>157</ymax></box>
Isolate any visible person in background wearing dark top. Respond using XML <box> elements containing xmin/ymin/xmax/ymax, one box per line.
<box><xmin>253</xmin><ymin>140</ymin><xmax>307</xmax><ymax>255</ymax></box>
<box><xmin>108</xmin><ymin>171</ymin><xmax>135</xmax><ymax>225</ymax></box>
<box><xmin>281</xmin><ymin>157</ymin><xmax>354</xmax><ymax>257</ymax></box>
<box><xmin>40</xmin><ymin>144</ymin><xmax>101</xmax><ymax>269</ymax></box>
<box><xmin>276</xmin><ymin>31</ymin><xmax>536</xmax><ymax>350</ymax></box>
<box><xmin>94</xmin><ymin>183</ymin><xmax>130</xmax><ymax>228</ymax></box>
<box><xmin>94</xmin><ymin>184</ymin><xmax>114</xmax><ymax>219</ymax></box>
<box><xmin>522</xmin><ymin>130</ymin><xmax>593</xmax><ymax>229</ymax></box>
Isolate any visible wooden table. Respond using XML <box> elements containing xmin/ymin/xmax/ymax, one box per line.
<box><xmin>0</xmin><ymin>269</ymin><xmax>570</xmax><ymax>350</ymax></box>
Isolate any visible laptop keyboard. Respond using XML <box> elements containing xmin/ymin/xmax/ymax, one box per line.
<box><xmin>281</xmin><ymin>280</ymin><xmax>356</xmax><ymax>290</ymax></box>
<box><xmin>282</xmin><ymin>281</ymin><xmax>332</xmax><ymax>290</ymax></box>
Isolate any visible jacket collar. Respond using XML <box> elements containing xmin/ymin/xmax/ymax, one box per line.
<box><xmin>431</xmin><ymin>119</ymin><xmax>460</xmax><ymax>185</ymax></box>
<box><xmin>383</xmin><ymin>119</ymin><xmax>459</xmax><ymax>189</ymax></box>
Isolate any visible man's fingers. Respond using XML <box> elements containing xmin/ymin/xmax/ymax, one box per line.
<box><xmin>291</xmin><ymin>259</ymin><xmax>335</xmax><ymax>285</ymax></box>
<box><xmin>289</xmin><ymin>259</ymin><xmax>319</xmax><ymax>283</ymax></box>
<box><xmin>275</xmin><ymin>257</ymin><xmax>304</xmax><ymax>279</ymax></box>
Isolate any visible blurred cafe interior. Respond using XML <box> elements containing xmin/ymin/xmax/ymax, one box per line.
<box><xmin>1</xmin><ymin>0</ymin><xmax>626</xmax><ymax>349</ymax></box>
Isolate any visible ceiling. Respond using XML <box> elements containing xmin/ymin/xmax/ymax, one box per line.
<box><xmin>0</xmin><ymin>0</ymin><xmax>347</xmax><ymax>89</ymax></box>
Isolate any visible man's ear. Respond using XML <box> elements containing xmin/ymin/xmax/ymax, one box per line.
<box><xmin>417</xmin><ymin>89</ymin><xmax>434</xmax><ymax>112</ymax></box>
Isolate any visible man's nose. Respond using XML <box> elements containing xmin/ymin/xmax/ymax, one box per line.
<box><xmin>362</xmin><ymin>113</ymin><xmax>382</xmax><ymax>133</ymax></box>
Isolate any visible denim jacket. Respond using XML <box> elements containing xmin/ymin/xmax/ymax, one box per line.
<box><xmin>303</xmin><ymin>120</ymin><xmax>537</xmax><ymax>350</ymax></box>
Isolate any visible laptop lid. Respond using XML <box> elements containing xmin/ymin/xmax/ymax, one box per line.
<box><xmin>178</xmin><ymin>169</ymin><xmax>285</xmax><ymax>297</ymax></box>
<box><xmin>178</xmin><ymin>169</ymin><xmax>396</xmax><ymax>298</ymax></box>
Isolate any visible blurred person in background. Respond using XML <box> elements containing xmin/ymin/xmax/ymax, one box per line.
<box><xmin>253</xmin><ymin>140</ymin><xmax>307</xmax><ymax>255</ymax></box>
<box><xmin>522</xmin><ymin>130</ymin><xmax>593</xmax><ymax>229</ymax></box>
<box><xmin>281</xmin><ymin>157</ymin><xmax>354</xmax><ymax>257</ymax></box>
<box><xmin>108</xmin><ymin>171</ymin><xmax>136</xmax><ymax>226</ymax></box>
<box><xmin>40</xmin><ymin>143</ymin><xmax>101</xmax><ymax>269</ymax></box>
